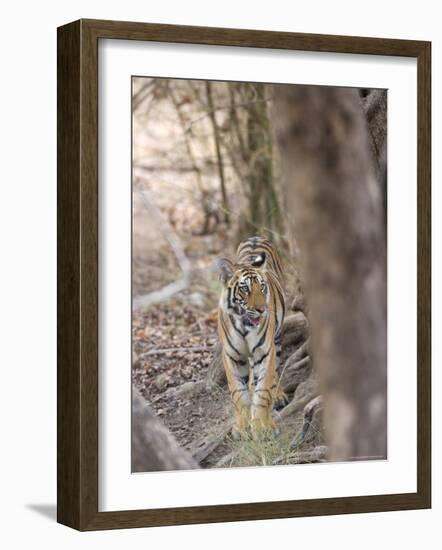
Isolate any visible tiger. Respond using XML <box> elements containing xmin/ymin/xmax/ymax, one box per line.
<box><xmin>215</xmin><ymin>236</ymin><xmax>287</xmax><ymax>438</ymax></box>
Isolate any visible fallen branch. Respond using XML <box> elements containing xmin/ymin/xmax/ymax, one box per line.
<box><xmin>140</xmin><ymin>346</ymin><xmax>215</xmax><ymax>358</ymax></box>
<box><xmin>272</xmin><ymin>445</ymin><xmax>328</xmax><ymax>465</ymax></box>
<box><xmin>132</xmin><ymin>187</ymin><xmax>192</xmax><ymax>310</ymax></box>
<box><xmin>189</xmin><ymin>422</ymin><xmax>232</xmax><ymax>464</ymax></box>
<box><xmin>214</xmin><ymin>451</ymin><xmax>238</xmax><ymax>468</ymax></box>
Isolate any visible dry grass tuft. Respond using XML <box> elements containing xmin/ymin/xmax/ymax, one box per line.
<box><xmin>225</xmin><ymin>430</ymin><xmax>294</xmax><ymax>468</ymax></box>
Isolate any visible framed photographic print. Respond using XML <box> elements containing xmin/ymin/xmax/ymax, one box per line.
<box><xmin>57</xmin><ymin>19</ymin><xmax>431</xmax><ymax>530</ymax></box>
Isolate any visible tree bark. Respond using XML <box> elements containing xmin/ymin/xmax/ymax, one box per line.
<box><xmin>132</xmin><ymin>390</ymin><xmax>199</xmax><ymax>472</ymax></box>
<box><xmin>273</xmin><ymin>85</ymin><xmax>387</xmax><ymax>461</ymax></box>
<box><xmin>360</xmin><ymin>89</ymin><xmax>388</xmax><ymax>197</ymax></box>
<box><xmin>205</xmin><ymin>81</ymin><xmax>230</xmax><ymax>224</ymax></box>
<box><xmin>237</xmin><ymin>84</ymin><xmax>283</xmax><ymax>241</ymax></box>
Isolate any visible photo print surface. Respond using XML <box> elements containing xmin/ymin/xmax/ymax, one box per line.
<box><xmin>131</xmin><ymin>77</ymin><xmax>387</xmax><ymax>472</ymax></box>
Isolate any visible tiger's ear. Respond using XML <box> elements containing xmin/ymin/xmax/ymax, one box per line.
<box><xmin>214</xmin><ymin>257</ymin><xmax>234</xmax><ymax>285</ymax></box>
<box><xmin>251</xmin><ymin>252</ymin><xmax>266</xmax><ymax>268</ymax></box>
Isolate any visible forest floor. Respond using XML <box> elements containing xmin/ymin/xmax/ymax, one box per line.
<box><xmin>132</xmin><ymin>206</ymin><xmax>326</xmax><ymax>469</ymax></box>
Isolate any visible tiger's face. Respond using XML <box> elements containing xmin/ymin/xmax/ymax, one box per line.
<box><xmin>231</xmin><ymin>270</ymin><xmax>269</xmax><ymax>327</ymax></box>
<box><xmin>216</xmin><ymin>258</ymin><xmax>269</xmax><ymax>328</ymax></box>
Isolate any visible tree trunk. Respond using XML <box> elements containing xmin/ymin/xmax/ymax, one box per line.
<box><xmin>132</xmin><ymin>390</ymin><xmax>199</xmax><ymax>472</ymax></box>
<box><xmin>360</xmin><ymin>89</ymin><xmax>388</xmax><ymax>220</ymax></box>
<box><xmin>273</xmin><ymin>85</ymin><xmax>387</xmax><ymax>462</ymax></box>
<box><xmin>205</xmin><ymin>81</ymin><xmax>230</xmax><ymax>225</ymax></box>
<box><xmin>237</xmin><ymin>84</ymin><xmax>283</xmax><ymax>242</ymax></box>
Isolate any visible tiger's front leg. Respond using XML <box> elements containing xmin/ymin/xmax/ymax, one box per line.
<box><xmin>222</xmin><ymin>352</ymin><xmax>251</xmax><ymax>438</ymax></box>
<box><xmin>251</xmin><ymin>344</ymin><xmax>277</xmax><ymax>434</ymax></box>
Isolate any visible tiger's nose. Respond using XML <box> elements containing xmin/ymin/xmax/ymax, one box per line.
<box><xmin>255</xmin><ymin>305</ymin><xmax>266</xmax><ymax>314</ymax></box>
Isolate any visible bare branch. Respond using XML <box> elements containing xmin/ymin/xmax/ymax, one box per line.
<box><xmin>132</xmin><ymin>187</ymin><xmax>192</xmax><ymax>310</ymax></box>
<box><xmin>205</xmin><ymin>81</ymin><xmax>229</xmax><ymax>224</ymax></box>
<box><xmin>132</xmin><ymin>80</ymin><xmax>156</xmax><ymax>111</ymax></box>
<box><xmin>184</xmin><ymin>94</ymin><xmax>274</xmax><ymax>133</ymax></box>
<box><xmin>139</xmin><ymin>346</ymin><xmax>214</xmax><ymax>358</ymax></box>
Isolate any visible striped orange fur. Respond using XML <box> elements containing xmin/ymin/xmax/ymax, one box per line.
<box><xmin>215</xmin><ymin>237</ymin><xmax>286</xmax><ymax>437</ymax></box>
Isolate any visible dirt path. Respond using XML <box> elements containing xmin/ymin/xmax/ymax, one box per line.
<box><xmin>132</xmin><ymin>299</ymin><xmax>325</xmax><ymax>468</ymax></box>
<box><xmin>131</xmin><ymin>210</ymin><xmax>324</xmax><ymax>468</ymax></box>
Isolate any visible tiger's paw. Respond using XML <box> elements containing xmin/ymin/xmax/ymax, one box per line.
<box><xmin>273</xmin><ymin>392</ymin><xmax>289</xmax><ymax>411</ymax></box>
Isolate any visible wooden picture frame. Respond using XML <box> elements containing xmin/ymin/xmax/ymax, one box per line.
<box><xmin>57</xmin><ymin>18</ymin><xmax>431</xmax><ymax>531</ymax></box>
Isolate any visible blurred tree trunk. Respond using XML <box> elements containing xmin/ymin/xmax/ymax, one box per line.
<box><xmin>360</xmin><ymin>89</ymin><xmax>388</xmax><ymax>220</ymax></box>
<box><xmin>132</xmin><ymin>390</ymin><xmax>198</xmax><ymax>472</ymax></box>
<box><xmin>273</xmin><ymin>85</ymin><xmax>387</xmax><ymax>461</ymax></box>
